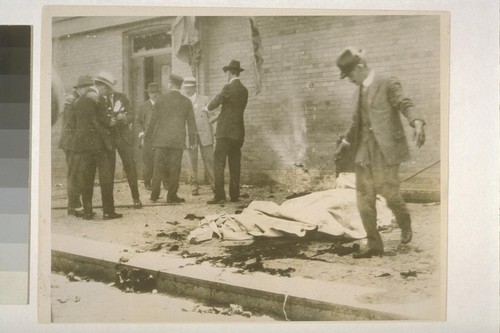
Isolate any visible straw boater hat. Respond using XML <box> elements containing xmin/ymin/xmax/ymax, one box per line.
<box><xmin>183</xmin><ymin>76</ymin><xmax>197</xmax><ymax>87</ymax></box>
<box><xmin>169</xmin><ymin>74</ymin><xmax>184</xmax><ymax>86</ymax></box>
<box><xmin>223</xmin><ymin>60</ymin><xmax>244</xmax><ymax>73</ymax></box>
<box><xmin>335</xmin><ymin>47</ymin><xmax>365</xmax><ymax>79</ymax></box>
<box><xmin>73</xmin><ymin>75</ymin><xmax>93</xmax><ymax>89</ymax></box>
<box><xmin>94</xmin><ymin>71</ymin><xmax>117</xmax><ymax>88</ymax></box>
<box><xmin>145</xmin><ymin>82</ymin><xmax>160</xmax><ymax>93</ymax></box>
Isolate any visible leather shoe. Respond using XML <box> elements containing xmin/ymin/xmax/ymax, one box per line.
<box><xmin>401</xmin><ymin>226</ymin><xmax>413</xmax><ymax>244</ymax></box>
<box><xmin>352</xmin><ymin>248</ymin><xmax>384</xmax><ymax>259</ymax></box>
<box><xmin>103</xmin><ymin>212</ymin><xmax>123</xmax><ymax>220</ymax></box>
<box><xmin>167</xmin><ymin>196</ymin><xmax>185</xmax><ymax>204</ymax></box>
<box><xmin>207</xmin><ymin>197</ymin><xmax>226</xmax><ymax>204</ymax></box>
<box><xmin>191</xmin><ymin>189</ymin><xmax>199</xmax><ymax>196</ymax></box>
<box><xmin>133</xmin><ymin>199</ymin><xmax>143</xmax><ymax>209</ymax></box>
<box><xmin>68</xmin><ymin>208</ymin><xmax>84</xmax><ymax>217</ymax></box>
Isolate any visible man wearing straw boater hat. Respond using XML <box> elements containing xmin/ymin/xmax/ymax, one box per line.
<box><xmin>203</xmin><ymin>60</ymin><xmax>249</xmax><ymax>204</ymax></box>
<box><xmin>136</xmin><ymin>82</ymin><xmax>167</xmax><ymax>191</ymax></box>
<box><xmin>94</xmin><ymin>71</ymin><xmax>142</xmax><ymax>209</ymax></box>
<box><xmin>72</xmin><ymin>76</ymin><xmax>121</xmax><ymax>220</ymax></box>
<box><xmin>59</xmin><ymin>75</ymin><xmax>93</xmax><ymax>217</ymax></box>
<box><xmin>145</xmin><ymin>74</ymin><xmax>197</xmax><ymax>204</ymax></box>
<box><xmin>334</xmin><ymin>47</ymin><xmax>426</xmax><ymax>258</ymax></box>
<box><xmin>182</xmin><ymin>76</ymin><xmax>215</xmax><ymax>196</ymax></box>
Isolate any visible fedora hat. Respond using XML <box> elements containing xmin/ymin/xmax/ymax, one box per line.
<box><xmin>94</xmin><ymin>71</ymin><xmax>117</xmax><ymax>88</ymax></box>
<box><xmin>336</xmin><ymin>47</ymin><xmax>364</xmax><ymax>79</ymax></box>
<box><xmin>169</xmin><ymin>74</ymin><xmax>184</xmax><ymax>86</ymax></box>
<box><xmin>73</xmin><ymin>75</ymin><xmax>93</xmax><ymax>89</ymax></box>
<box><xmin>223</xmin><ymin>60</ymin><xmax>244</xmax><ymax>73</ymax></box>
<box><xmin>145</xmin><ymin>82</ymin><xmax>160</xmax><ymax>93</ymax></box>
<box><xmin>183</xmin><ymin>76</ymin><xmax>197</xmax><ymax>87</ymax></box>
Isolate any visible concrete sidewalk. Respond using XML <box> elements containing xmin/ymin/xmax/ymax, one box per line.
<box><xmin>52</xmin><ymin>234</ymin><xmax>440</xmax><ymax>321</ymax></box>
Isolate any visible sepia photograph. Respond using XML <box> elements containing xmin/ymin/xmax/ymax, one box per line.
<box><xmin>42</xmin><ymin>6</ymin><xmax>448</xmax><ymax>323</ymax></box>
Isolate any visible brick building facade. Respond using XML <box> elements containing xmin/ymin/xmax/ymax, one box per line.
<box><xmin>52</xmin><ymin>15</ymin><xmax>442</xmax><ymax>199</ymax></box>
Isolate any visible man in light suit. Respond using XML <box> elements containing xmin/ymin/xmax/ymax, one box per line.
<box><xmin>145</xmin><ymin>74</ymin><xmax>197</xmax><ymax>203</ymax></box>
<box><xmin>94</xmin><ymin>71</ymin><xmax>142</xmax><ymax>209</ymax></box>
<box><xmin>182</xmin><ymin>76</ymin><xmax>215</xmax><ymax>196</ymax></box>
<box><xmin>204</xmin><ymin>60</ymin><xmax>249</xmax><ymax>204</ymax></box>
<box><xmin>335</xmin><ymin>47</ymin><xmax>426</xmax><ymax>259</ymax></box>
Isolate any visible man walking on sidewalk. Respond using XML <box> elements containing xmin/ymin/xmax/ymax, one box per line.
<box><xmin>334</xmin><ymin>47</ymin><xmax>426</xmax><ymax>259</ymax></box>
<box><xmin>204</xmin><ymin>60</ymin><xmax>248</xmax><ymax>204</ymax></box>
<box><xmin>182</xmin><ymin>76</ymin><xmax>215</xmax><ymax>196</ymax></box>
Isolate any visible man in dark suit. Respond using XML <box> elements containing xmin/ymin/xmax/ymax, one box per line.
<box><xmin>204</xmin><ymin>60</ymin><xmax>249</xmax><ymax>204</ymax></box>
<box><xmin>59</xmin><ymin>75</ymin><xmax>93</xmax><ymax>217</ymax></box>
<box><xmin>335</xmin><ymin>47</ymin><xmax>426</xmax><ymax>258</ymax></box>
<box><xmin>135</xmin><ymin>82</ymin><xmax>165</xmax><ymax>191</ymax></box>
<box><xmin>94</xmin><ymin>71</ymin><xmax>142</xmax><ymax>209</ymax></box>
<box><xmin>144</xmin><ymin>74</ymin><xmax>197</xmax><ymax>203</ymax></box>
<box><xmin>72</xmin><ymin>82</ymin><xmax>122</xmax><ymax>220</ymax></box>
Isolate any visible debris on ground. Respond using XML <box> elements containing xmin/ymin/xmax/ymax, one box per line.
<box><xmin>66</xmin><ymin>272</ymin><xmax>82</xmax><ymax>282</ymax></box>
<box><xmin>169</xmin><ymin>244</ymin><xmax>179</xmax><ymax>251</ymax></box>
<box><xmin>114</xmin><ymin>268</ymin><xmax>156</xmax><ymax>293</ymax></box>
<box><xmin>166</xmin><ymin>221</ymin><xmax>180</xmax><ymax>226</ymax></box>
<box><xmin>184</xmin><ymin>214</ymin><xmax>205</xmax><ymax>221</ymax></box>
<box><xmin>313</xmin><ymin>243</ymin><xmax>361</xmax><ymax>257</ymax></box>
<box><xmin>400</xmin><ymin>270</ymin><xmax>418</xmax><ymax>278</ymax></box>
<box><xmin>156</xmin><ymin>231</ymin><xmax>168</xmax><ymax>237</ymax></box>
<box><xmin>377</xmin><ymin>273</ymin><xmax>392</xmax><ymax>278</ymax></box>
<box><xmin>148</xmin><ymin>242</ymin><xmax>164</xmax><ymax>252</ymax></box>
<box><xmin>240</xmin><ymin>193</ymin><xmax>250</xmax><ymax>198</ymax></box>
<box><xmin>189</xmin><ymin>303</ymin><xmax>252</xmax><ymax>317</ymax></box>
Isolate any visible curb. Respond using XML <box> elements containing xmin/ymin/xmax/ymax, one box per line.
<box><xmin>52</xmin><ymin>234</ymin><xmax>430</xmax><ymax>321</ymax></box>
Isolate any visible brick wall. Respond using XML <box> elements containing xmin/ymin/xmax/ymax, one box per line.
<box><xmin>200</xmin><ymin>15</ymin><xmax>441</xmax><ymax>194</ymax></box>
<box><xmin>52</xmin><ymin>15</ymin><xmax>442</xmax><ymax>196</ymax></box>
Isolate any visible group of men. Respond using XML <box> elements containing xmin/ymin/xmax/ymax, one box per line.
<box><xmin>59</xmin><ymin>47</ymin><xmax>426</xmax><ymax>259</ymax></box>
<box><xmin>59</xmin><ymin>59</ymin><xmax>248</xmax><ymax>221</ymax></box>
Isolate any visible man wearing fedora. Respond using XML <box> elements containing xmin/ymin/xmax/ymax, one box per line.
<box><xmin>136</xmin><ymin>82</ymin><xmax>166</xmax><ymax>191</ymax></box>
<box><xmin>59</xmin><ymin>75</ymin><xmax>94</xmax><ymax>217</ymax></box>
<box><xmin>94</xmin><ymin>71</ymin><xmax>142</xmax><ymax>209</ymax></box>
<box><xmin>145</xmin><ymin>74</ymin><xmax>197</xmax><ymax>204</ymax></box>
<box><xmin>73</xmin><ymin>78</ymin><xmax>121</xmax><ymax>220</ymax></box>
<box><xmin>182</xmin><ymin>76</ymin><xmax>215</xmax><ymax>196</ymax></box>
<box><xmin>335</xmin><ymin>47</ymin><xmax>426</xmax><ymax>259</ymax></box>
<box><xmin>204</xmin><ymin>60</ymin><xmax>249</xmax><ymax>204</ymax></box>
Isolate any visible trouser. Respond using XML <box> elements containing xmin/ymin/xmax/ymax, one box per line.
<box><xmin>188</xmin><ymin>138</ymin><xmax>215</xmax><ymax>191</ymax></box>
<box><xmin>151</xmin><ymin>147</ymin><xmax>183</xmax><ymax>201</ymax></box>
<box><xmin>115</xmin><ymin>138</ymin><xmax>140</xmax><ymax>200</ymax></box>
<box><xmin>64</xmin><ymin>149</ymin><xmax>82</xmax><ymax>209</ymax></box>
<box><xmin>77</xmin><ymin>149</ymin><xmax>116</xmax><ymax>215</ymax></box>
<box><xmin>354</xmin><ymin>141</ymin><xmax>411</xmax><ymax>252</ymax></box>
<box><xmin>213</xmin><ymin>138</ymin><xmax>243</xmax><ymax>200</ymax></box>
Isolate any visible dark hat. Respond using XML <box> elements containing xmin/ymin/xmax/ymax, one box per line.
<box><xmin>145</xmin><ymin>82</ymin><xmax>160</xmax><ymax>93</ymax></box>
<box><xmin>223</xmin><ymin>60</ymin><xmax>244</xmax><ymax>73</ymax></box>
<box><xmin>169</xmin><ymin>74</ymin><xmax>184</xmax><ymax>86</ymax></box>
<box><xmin>336</xmin><ymin>47</ymin><xmax>364</xmax><ymax>79</ymax></box>
<box><xmin>94</xmin><ymin>71</ymin><xmax>117</xmax><ymax>88</ymax></box>
<box><xmin>73</xmin><ymin>75</ymin><xmax>93</xmax><ymax>89</ymax></box>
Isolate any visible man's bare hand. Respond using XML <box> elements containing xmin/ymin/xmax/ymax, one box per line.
<box><xmin>116</xmin><ymin>113</ymin><xmax>127</xmax><ymax>123</ymax></box>
<box><xmin>413</xmin><ymin>120</ymin><xmax>425</xmax><ymax>148</ymax></box>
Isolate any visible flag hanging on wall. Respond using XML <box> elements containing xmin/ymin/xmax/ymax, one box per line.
<box><xmin>172</xmin><ymin>16</ymin><xmax>201</xmax><ymax>74</ymax></box>
<box><xmin>249</xmin><ymin>17</ymin><xmax>264</xmax><ymax>95</ymax></box>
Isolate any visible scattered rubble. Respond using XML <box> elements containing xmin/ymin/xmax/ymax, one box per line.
<box><xmin>184</xmin><ymin>214</ymin><xmax>205</xmax><ymax>221</ymax></box>
<box><xmin>400</xmin><ymin>270</ymin><xmax>418</xmax><ymax>278</ymax></box>
<box><xmin>114</xmin><ymin>268</ymin><xmax>156</xmax><ymax>293</ymax></box>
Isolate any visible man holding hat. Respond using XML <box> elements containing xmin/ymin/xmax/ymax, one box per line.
<box><xmin>182</xmin><ymin>76</ymin><xmax>215</xmax><ymax>196</ymax></box>
<box><xmin>94</xmin><ymin>71</ymin><xmax>142</xmax><ymax>209</ymax></box>
<box><xmin>73</xmin><ymin>77</ymin><xmax>121</xmax><ymax>220</ymax></box>
<box><xmin>145</xmin><ymin>74</ymin><xmax>197</xmax><ymax>203</ymax></box>
<box><xmin>135</xmin><ymin>82</ymin><xmax>166</xmax><ymax>191</ymax></box>
<box><xmin>334</xmin><ymin>47</ymin><xmax>426</xmax><ymax>258</ymax></box>
<box><xmin>203</xmin><ymin>60</ymin><xmax>248</xmax><ymax>204</ymax></box>
<box><xmin>59</xmin><ymin>75</ymin><xmax>93</xmax><ymax>217</ymax></box>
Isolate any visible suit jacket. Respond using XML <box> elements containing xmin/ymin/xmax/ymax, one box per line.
<box><xmin>135</xmin><ymin>99</ymin><xmax>155</xmax><ymax>141</ymax></box>
<box><xmin>72</xmin><ymin>88</ymin><xmax>113</xmax><ymax>152</ymax></box>
<box><xmin>145</xmin><ymin>90</ymin><xmax>197</xmax><ymax>149</ymax></box>
<box><xmin>190</xmin><ymin>93</ymin><xmax>213</xmax><ymax>146</ymax></box>
<box><xmin>345</xmin><ymin>73</ymin><xmax>424</xmax><ymax>166</ymax></box>
<box><xmin>207</xmin><ymin>78</ymin><xmax>248</xmax><ymax>141</ymax></box>
<box><xmin>106</xmin><ymin>91</ymin><xmax>134</xmax><ymax>146</ymax></box>
<box><xmin>58</xmin><ymin>90</ymin><xmax>80</xmax><ymax>150</ymax></box>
